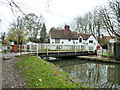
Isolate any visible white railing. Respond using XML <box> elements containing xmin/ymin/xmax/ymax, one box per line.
<box><xmin>22</xmin><ymin>44</ymin><xmax>95</xmax><ymax>53</ymax></box>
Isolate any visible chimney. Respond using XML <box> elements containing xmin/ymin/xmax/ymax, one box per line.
<box><xmin>65</xmin><ymin>25</ymin><xmax>70</xmax><ymax>31</ymax></box>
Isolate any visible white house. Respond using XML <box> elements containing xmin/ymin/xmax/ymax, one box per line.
<box><xmin>50</xmin><ymin>25</ymin><xmax>101</xmax><ymax>51</ymax></box>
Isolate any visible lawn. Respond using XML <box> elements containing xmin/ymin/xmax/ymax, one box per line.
<box><xmin>16</xmin><ymin>55</ymin><xmax>88</xmax><ymax>88</ymax></box>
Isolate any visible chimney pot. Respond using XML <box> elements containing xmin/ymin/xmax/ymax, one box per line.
<box><xmin>65</xmin><ymin>25</ymin><xmax>70</xmax><ymax>31</ymax></box>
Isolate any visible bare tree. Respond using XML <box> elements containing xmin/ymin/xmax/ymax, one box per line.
<box><xmin>0</xmin><ymin>0</ymin><xmax>25</xmax><ymax>17</ymax></box>
<box><xmin>99</xmin><ymin>0</ymin><xmax>120</xmax><ymax>38</ymax></box>
<box><xmin>71</xmin><ymin>10</ymin><xmax>101</xmax><ymax>36</ymax></box>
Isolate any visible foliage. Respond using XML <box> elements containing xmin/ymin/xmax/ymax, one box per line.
<box><xmin>24</xmin><ymin>13</ymin><xmax>44</xmax><ymax>42</ymax></box>
<box><xmin>7</xmin><ymin>17</ymin><xmax>25</xmax><ymax>43</ymax></box>
<box><xmin>40</xmin><ymin>23</ymin><xmax>47</xmax><ymax>43</ymax></box>
<box><xmin>1</xmin><ymin>32</ymin><xmax>6</xmax><ymax>44</ymax></box>
<box><xmin>7</xmin><ymin>13</ymin><xmax>44</xmax><ymax>43</ymax></box>
<box><xmin>16</xmin><ymin>56</ymin><xmax>86</xmax><ymax>88</ymax></box>
<box><xmin>100</xmin><ymin>38</ymin><xmax>109</xmax><ymax>49</ymax></box>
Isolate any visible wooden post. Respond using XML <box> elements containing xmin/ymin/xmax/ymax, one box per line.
<box><xmin>80</xmin><ymin>45</ymin><xmax>81</xmax><ymax>51</ymax></box>
<box><xmin>112</xmin><ymin>43</ymin><xmax>114</xmax><ymax>53</ymax></box>
<box><xmin>19</xmin><ymin>45</ymin><xmax>20</xmax><ymax>54</ymax></box>
<box><xmin>40</xmin><ymin>44</ymin><xmax>41</xmax><ymax>51</ymax></box>
<box><xmin>31</xmin><ymin>43</ymin><xmax>32</xmax><ymax>54</ymax></box>
<box><xmin>75</xmin><ymin>45</ymin><xmax>76</xmax><ymax>54</ymax></box>
<box><xmin>108</xmin><ymin>43</ymin><xmax>110</xmax><ymax>58</ymax></box>
<box><xmin>66</xmin><ymin>45</ymin><xmax>67</xmax><ymax>52</ymax></box>
<box><xmin>67</xmin><ymin>45</ymin><xmax>68</xmax><ymax>54</ymax></box>
<box><xmin>47</xmin><ymin>44</ymin><xmax>48</xmax><ymax>55</ymax></box>
<box><xmin>37</xmin><ymin>44</ymin><xmax>38</xmax><ymax>56</ymax></box>
<box><xmin>58</xmin><ymin>45</ymin><xmax>59</xmax><ymax>54</ymax></box>
<box><xmin>25</xmin><ymin>45</ymin><xmax>27</xmax><ymax>53</ymax></box>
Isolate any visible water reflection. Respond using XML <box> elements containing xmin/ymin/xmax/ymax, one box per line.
<box><xmin>52</xmin><ymin>59</ymin><xmax>120</xmax><ymax>88</ymax></box>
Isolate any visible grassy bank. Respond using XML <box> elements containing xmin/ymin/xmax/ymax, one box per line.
<box><xmin>16</xmin><ymin>55</ymin><xmax>89</xmax><ymax>88</ymax></box>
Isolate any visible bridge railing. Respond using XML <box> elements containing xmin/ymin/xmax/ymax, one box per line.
<box><xmin>22</xmin><ymin>43</ymin><xmax>95</xmax><ymax>53</ymax></box>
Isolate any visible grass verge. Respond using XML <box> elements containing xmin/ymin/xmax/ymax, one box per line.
<box><xmin>16</xmin><ymin>55</ymin><xmax>87</xmax><ymax>88</ymax></box>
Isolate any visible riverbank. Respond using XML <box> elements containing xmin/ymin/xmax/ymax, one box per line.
<box><xmin>77</xmin><ymin>55</ymin><xmax>120</xmax><ymax>64</ymax></box>
<box><xmin>16</xmin><ymin>55</ymin><xmax>95</xmax><ymax>88</ymax></box>
<box><xmin>2</xmin><ymin>54</ymin><xmax>27</xmax><ymax>88</ymax></box>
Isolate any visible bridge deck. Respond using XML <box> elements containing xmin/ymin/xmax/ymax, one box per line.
<box><xmin>37</xmin><ymin>51</ymin><xmax>96</xmax><ymax>57</ymax></box>
<box><xmin>18</xmin><ymin>51</ymin><xmax>96</xmax><ymax>58</ymax></box>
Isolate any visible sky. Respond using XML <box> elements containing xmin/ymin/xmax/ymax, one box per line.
<box><xmin>0</xmin><ymin>0</ymin><xmax>108</xmax><ymax>33</ymax></box>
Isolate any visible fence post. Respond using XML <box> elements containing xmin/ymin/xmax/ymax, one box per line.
<box><xmin>37</xmin><ymin>44</ymin><xmax>38</xmax><ymax>56</ymax></box>
<box><xmin>25</xmin><ymin>45</ymin><xmax>27</xmax><ymax>53</ymax></box>
<box><xmin>19</xmin><ymin>45</ymin><xmax>20</xmax><ymax>54</ymax></box>
<box><xmin>80</xmin><ymin>45</ymin><xmax>81</xmax><ymax>51</ymax></box>
<box><xmin>58</xmin><ymin>45</ymin><xmax>59</xmax><ymax>54</ymax></box>
<box><xmin>75</xmin><ymin>45</ymin><xmax>76</xmax><ymax>54</ymax></box>
<box><xmin>47</xmin><ymin>44</ymin><xmax>48</xmax><ymax>55</ymax></box>
<box><xmin>31</xmin><ymin>43</ymin><xmax>32</xmax><ymax>54</ymax></box>
<box><xmin>112</xmin><ymin>43</ymin><xmax>114</xmax><ymax>53</ymax></box>
<box><xmin>107</xmin><ymin>43</ymin><xmax>110</xmax><ymax>58</ymax></box>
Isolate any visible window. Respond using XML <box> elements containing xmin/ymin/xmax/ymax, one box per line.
<box><xmin>52</xmin><ymin>42</ymin><xmax>54</xmax><ymax>44</ymax></box>
<box><xmin>89</xmin><ymin>40</ymin><xmax>93</xmax><ymax>43</ymax></box>
<box><xmin>89</xmin><ymin>47</ymin><xmax>93</xmax><ymax>50</ymax></box>
<box><xmin>55</xmin><ymin>39</ymin><xmax>60</xmax><ymax>44</ymax></box>
<box><xmin>79</xmin><ymin>38</ymin><xmax>82</xmax><ymax>43</ymax></box>
<box><xmin>62</xmin><ymin>42</ymin><xmax>64</xmax><ymax>44</ymax></box>
<box><xmin>68</xmin><ymin>39</ymin><xmax>71</xmax><ymax>41</ymax></box>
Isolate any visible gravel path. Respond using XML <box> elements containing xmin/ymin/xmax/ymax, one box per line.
<box><xmin>2</xmin><ymin>53</ymin><xmax>27</xmax><ymax>88</ymax></box>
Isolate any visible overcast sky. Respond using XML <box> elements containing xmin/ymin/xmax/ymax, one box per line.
<box><xmin>0</xmin><ymin>0</ymin><xmax>108</xmax><ymax>33</ymax></box>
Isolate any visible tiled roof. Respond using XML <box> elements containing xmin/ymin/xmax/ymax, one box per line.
<box><xmin>50</xmin><ymin>29</ymin><xmax>91</xmax><ymax>40</ymax></box>
<box><xmin>50</xmin><ymin>30</ymin><xmax>78</xmax><ymax>40</ymax></box>
<box><xmin>103</xmin><ymin>36</ymin><xmax>114</xmax><ymax>40</ymax></box>
<box><xmin>72</xmin><ymin>33</ymin><xmax>91</xmax><ymax>40</ymax></box>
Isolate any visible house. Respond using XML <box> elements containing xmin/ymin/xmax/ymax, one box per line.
<box><xmin>50</xmin><ymin>25</ymin><xmax>101</xmax><ymax>51</ymax></box>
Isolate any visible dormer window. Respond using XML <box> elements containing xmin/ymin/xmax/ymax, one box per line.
<box><xmin>68</xmin><ymin>39</ymin><xmax>71</xmax><ymax>41</ymax></box>
<box><xmin>79</xmin><ymin>38</ymin><xmax>82</xmax><ymax>43</ymax></box>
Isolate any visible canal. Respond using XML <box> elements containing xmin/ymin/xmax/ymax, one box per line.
<box><xmin>50</xmin><ymin>58</ymin><xmax>120</xmax><ymax>88</ymax></box>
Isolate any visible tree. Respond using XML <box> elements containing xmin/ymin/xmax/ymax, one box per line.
<box><xmin>71</xmin><ymin>11</ymin><xmax>101</xmax><ymax>36</ymax></box>
<box><xmin>7</xmin><ymin>17</ymin><xmax>25</xmax><ymax>43</ymax></box>
<box><xmin>24</xmin><ymin>13</ymin><xmax>44</xmax><ymax>42</ymax></box>
<box><xmin>1</xmin><ymin>32</ymin><xmax>6</xmax><ymax>44</ymax></box>
<box><xmin>0</xmin><ymin>0</ymin><xmax>25</xmax><ymax>16</ymax></box>
<box><xmin>40</xmin><ymin>23</ymin><xmax>47</xmax><ymax>43</ymax></box>
<box><xmin>99</xmin><ymin>0</ymin><xmax>120</xmax><ymax>38</ymax></box>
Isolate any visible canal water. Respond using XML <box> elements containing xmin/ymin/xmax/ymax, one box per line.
<box><xmin>51</xmin><ymin>58</ymin><xmax>120</xmax><ymax>88</ymax></box>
